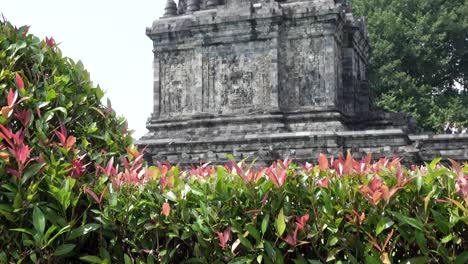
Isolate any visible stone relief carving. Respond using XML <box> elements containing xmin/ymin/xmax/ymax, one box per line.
<box><xmin>159</xmin><ymin>51</ymin><xmax>196</xmax><ymax>117</ymax></box>
<box><xmin>203</xmin><ymin>49</ymin><xmax>272</xmax><ymax>114</ymax></box>
<box><xmin>281</xmin><ymin>38</ymin><xmax>327</xmax><ymax>108</ymax></box>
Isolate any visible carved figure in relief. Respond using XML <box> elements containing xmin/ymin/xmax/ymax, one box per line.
<box><xmin>221</xmin><ymin>71</ymin><xmax>254</xmax><ymax>109</ymax></box>
<box><xmin>160</xmin><ymin>54</ymin><xmax>193</xmax><ymax>116</ymax></box>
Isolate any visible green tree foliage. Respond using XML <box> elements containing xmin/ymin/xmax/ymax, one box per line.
<box><xmin>349</xmin><ymin>0</ymin><xmax>468</xmax><ymax>131</ymax></box>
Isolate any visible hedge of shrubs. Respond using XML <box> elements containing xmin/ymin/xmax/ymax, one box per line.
<box><xmin>1</xmin><ymin>20</ymin><xmax>468</xmax><ymax>263</ymax></box>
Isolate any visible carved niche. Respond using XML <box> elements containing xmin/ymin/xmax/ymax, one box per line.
<box><xmin>202</xmin><ymin>46</ymin><xmax>273</xmax><ymax>114</ymax></box>
<box><xmin>159</xmin><ymin>50</ymin><xmax>197</xmax><ymax>117</ymax></box>
<box><xmin>280</xmin><ymin>37</ymin><xmax>329</xmax><ymax>109</ymax></box>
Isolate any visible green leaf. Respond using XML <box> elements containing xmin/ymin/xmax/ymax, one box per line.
<box><xmin>275</xmin><ymin>208</ymin><xmax>286</xmax><ymax>236</ymax></box>
<box><xmin>429</xmin><ymin>158</ymin><xmax>441</xmax><ymax>170</ymax></box>
<box><xmin>80</xmin><ymin>255</ymin><xmax>103</xmax><ymax>263</ymax></box>
<box><xmin>54</xmin><ymin>244</ymin><xmax>76</xmax><ymax>256</ymax></box>
<box><xmin>33</xmin><ymin>207</ymin><xmax>46</xmax><ymax>235</ymax></box>
<box><xmin>13</xmin><ymin>192</ymin><xmax>22</xmax><ymax>210</ymax></box>
<box><xmin>245</xmin><ymin>224</ymin><xmax>261</xmax><ymax>243</ymax></box>
<box><xmin>237</xmin><ymin>234</ymin><xmax>253</xmax><ymax>251</ymax></box>
<box><xmin>391</xmin><ymin>211</ymin><xmax>423</xmax><ymax>231</ymax></box>
<box><xmin>364</xmin><ymin>255</ymin><xmax>381</xmax><ymax>264</ymax></box>
<box><xmin>22</xmin><ymin>163</ymin><xmax>45</xmax><ymax>185</ymax></box>
<box><xmin>376</xmin><ymin>217</ymin><xmax>394</xmax><ymax>235</ymax></box>
<box><xmin>455</xmin><ymin>251</ymin><xmax>468</xmax><ymax>264</ymax></box>
<box><xmin>414</xmin><ymin>231</ymin><xmax>428</xmax><ymax>254</ymax></box>
<box><xmin>264</xmin><ymin>241</ymin><xmax>276</xmax><ymax>260</ymax></box>
<box><xmin>327</xmin><ymin>236</ymin><xmax>339</xmax><ymax>246</ymax></box>
<box><xmin>261</xmin><ymin>213</ymin><xmax>269</xmax><ymax>235</ymax></box>
<box><xmin>441</xmin><ymin>234</ymin><xmax>452</xmax><ymax>243</ymax></box>
<box><xmin>10</xmin><ymin>228</ymin><xmax>33</xmax><ymax>236</ymax></box>
<box><xmin>109</xmin><ymin>193</ymin><xmax>117</xmax><ymax>207</ymax></box>
<box><xmin>124</xmin><ymin>254</ymin><xmax>132</xmax><ymax>264</ymax></box>
<box><xmin>68</xmin><ymin>224</ymin><xmax>100</xmax><ymax>240</ymax></box>
<box><xmin>45</xmin><ymin>225</ymin><xmax>71</xmax><ymax>247</ymax></box>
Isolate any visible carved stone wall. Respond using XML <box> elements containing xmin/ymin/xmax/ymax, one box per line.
<box><xmin>202</xmin><ymin>43</ymin><xmax>276</xmax><ymax>114</ymax></box>
<box><xmin>159</xmin><ymin>50</ymin><xmax>200</xmax><ymax>117</ymax></box>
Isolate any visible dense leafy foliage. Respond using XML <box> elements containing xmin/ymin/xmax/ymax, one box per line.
<box><xmin>93</xmin><ymin>155</ymin><xmax>468</xmax><ymax>263</ymax></box>
<box><xmin>349</xmin><ymin>0</ymin><xmax>468</xmax><ymax>130</ymax></box>
<box><xmin>0</xmin><ymin>19</ymin><xmax>134</xmax><ymax>262</ymax></box>
<box><xmin>1</xmin><ymin>19</ymin><xmax>467</xmax><ymax>264</ymax></box>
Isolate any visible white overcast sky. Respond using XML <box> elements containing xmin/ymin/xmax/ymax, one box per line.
<box><xmin>1</xmin><ymin>0</ymin><xmax>167</xmax><ymax>138</ymax></box>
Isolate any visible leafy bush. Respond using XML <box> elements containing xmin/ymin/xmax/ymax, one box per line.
<box><xmin>93</xmin><ymin>155</ymin><xmax>467</xmax><ymax>263</ymax></box>
<box><xmin>1</xmin><ymin>20</ymin><xmax>467</xmax><ymax>263</ymax></box>
<box><xmin>0</xmin><ymin>19</ymin><xmax>134</xmax><ymax>262</ymax></box>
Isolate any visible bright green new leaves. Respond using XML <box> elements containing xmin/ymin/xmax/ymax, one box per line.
<box><xmin>375</xmin><ymin>217</ymin><xmax>394</xmax><ymax>235</ymax></box>
<box><xmin>275</xmin><ymin>208</ymin><xmax>286</xmax><ymax>236</ymax></box>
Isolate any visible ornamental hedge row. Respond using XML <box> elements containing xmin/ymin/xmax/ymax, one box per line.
<box><xmin>1</xmin><ymin>20</ymin><xmax>467</xmax><ymax>263</ymax></box>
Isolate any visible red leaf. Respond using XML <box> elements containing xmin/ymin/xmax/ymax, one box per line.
<box><xmin>317</xmin><ymin>177</ymin><xmax>329</xmax><ymax>189</ymax></box>
<box><xmin>14</xmin><ymin>110</ymin><xmax>32</xmax><ymax>127</ymax></box>
<box><xmin>1</xmin><ymin>106</ymin><xmax>13</xmax><ymax>119</ymax></box>
<box><xmin>85</xmin><ymin>188</ymin><xmax>101</xmax><ymax>206</ymax></box>
<box><xmin>266</xmin><ymin>163</ymin><xmax>287</xmax><ymax>187</ymax></box>
<box><xmin>302</xmin><ymin>162</ymin><xmax>314</xmax><ymax>172</ymax></box>
<box><xmin>395</xmin><ymin>163</ymin><xmax>403</xmax><ymax>184</ymax></box>
<box><xmin>7</xmin><ymin>88</ymin><xmax>18</xmax><ymax>106</ymax></box>
<box><xmin>284</xmin><ymin>232</ymin><xmax>297</xmax><ymax>246</ymax></box>
<box><xmin>106</xmin><ymin>157</ymin><xmax>115</xmax><ymax>177</ymax></box>
<box><xmin>45</xmin><ymin>36</ymin><xmax>55</xmax><ymax>48</ymax></box>
<box><xmin>344</xmin><ymin>150</ymin><xmax>353</xmax><ymax>175</ymax></box>
<box><xmin>449</xmin><ymin>159</ymin><xmax>463</xmax><ymax>178</ymax></box>
<box><xmin>65</xmin><ymin>136</ymin><xmax>76</xmax><ymax>151</ymax></box>
<box><xmin>333</xmin><ymin>160</ymin><xmax>344</xmax><ymax>176</ymax></box>
<box><xmin>0</xmin><ymin>124</ymin><xmax>14</xmax><ymax>147</ymax></box>
<box><xmin>383</xmin><ymin>229</ymin><xmax>395</xmax><ymax>251</ymax></box>
<box><xmin>162</xmin><ymin>202</ymin><xmax>171</xmax><ymax>217</ymax></box>
<box><xmin>99</xmin><ymin>186</ymin><xmax>108</xmax><ymax>203</ymax></box>
<box><xmin>216</xmin><ymin>228</ymin><xmax>231</xmax><ymax>249</ymax></box>
<box><xmin>369</xmin><ymin>176</ymin><xmax>382</xmax><ymax>192</ymax></box>
<box><xmin>15</xmin><ymin>73</ymin><xmax>25</xmax><ymax>90</ymax></box>
<box><xmin>318</xmin><ymin>153</ymin><xmax>329</xmax><ymax>171</ymax></box>
<box><xmin>296</xmin><ymin>213</ymin><xmax>309</xmax><ymax>232</ymax></box>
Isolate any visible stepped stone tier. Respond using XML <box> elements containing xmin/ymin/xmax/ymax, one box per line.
<box><xmin>137</xmin><ymin>0</ymin><xmax>468</xmax><ymax>165</ymax></box>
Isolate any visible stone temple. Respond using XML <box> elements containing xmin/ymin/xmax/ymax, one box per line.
<box><xmin>137</xmin><ymin>0</ymin><xmax>468</xmax><ymax>165</ymax></box>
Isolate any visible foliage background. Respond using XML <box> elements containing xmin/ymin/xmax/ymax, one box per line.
<box><xmin>349</xmin><ymin>0</ymin><xmax>468</xmax><ymax>131</ymax></box>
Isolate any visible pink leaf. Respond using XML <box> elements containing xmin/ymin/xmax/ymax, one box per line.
<box><xmin>106</xmin><ymin>157</ymin><xmax>115</xmax><ymax>177</ymax></box>
<box><xmin>284</xmin><ymin>233</ymin><xmax>297</xmax><ymax>246</ymax></box>
<box><xmin>85</xmin><ymin>188</ymin><xmax>101</xmax><ymax>207</ymax></box>
<box><xmin>45</xmin><ymin>36</ymin><xmax>55</xmax><ymax>48</ymax></box>
<box><xmin>369</xmin><ymin>176</ymin><xmax>382</xmax><ymax>192</ymax></box>
<box><xmin>15</xmin><ymin>73</ymin><xmax>25</xmax><ymax>90</ymax></box>
<box><xmin>302</xmin><ymin>162</ymin><xmax>314</xmax><ymax>172</ymax></box>
<box><xmin>162</xmin><ymin>202</ymin><xmax>170</xmax><ymax>217</ymax></box>
<box><xmin>296</xmin><ymin>213</ymin><xmax>309</xmax><ymax>232</ymax></box>
<box><xmin>317</xmin><ymin>177</ymin><xmax>329</xmax><ymax>189</ymax></box>
<box><xmin>216</xmin><ymin>227</ymin><xmax>231</xmax><ymax>249</ymax></box>
<box><xmin>65</xmin><ymin>136</ymin><xmax>76</xmax><ymax>151</ymax></box>
<box><xmin>7</xmin><ymin>88</ymin><xmax>18</xmax><ymax>106</ymax></box>
<box><xmin>14</xmin><ymin>110</ymin><xmax>32</xmax><ymax>127</ymax></box>
<box><xmin>344</xmin><ymin>150</ymin><xmax>353</xmax><ymax>175</ymax></box>
<box><xmin>318</xmin><ymin>153</ymin><xmax>329</xmax><ymax>171</ymax></box>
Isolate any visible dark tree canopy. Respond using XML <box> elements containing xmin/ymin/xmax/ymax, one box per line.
<box><xmin>349</xmin><ymin>0</ymin><xmax>468</xmax><ymax>131</ymax></box>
